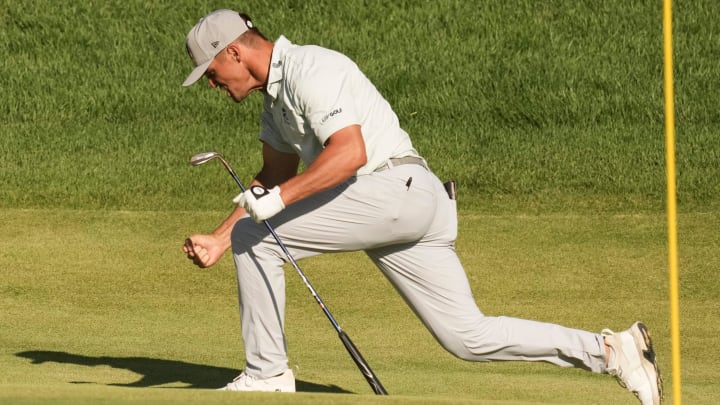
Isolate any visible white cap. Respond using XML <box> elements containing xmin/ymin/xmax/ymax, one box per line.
<box><xmin>183</xmin><ymin>9</ymin><xmax>252</xmax><ymax>87</ymax></box>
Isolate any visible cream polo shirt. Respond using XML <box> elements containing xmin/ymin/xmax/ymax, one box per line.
<box><xmin>259</xmin><ymin>36</ymin><xmax>419</xmax><ymax>175</ymax></box>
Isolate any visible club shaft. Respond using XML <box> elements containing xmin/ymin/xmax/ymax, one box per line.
<box><xmin>216</xmin><ymin>157</ymin><xmax>342</xmax><ymax>330</ymax></box>
<box><xmin>208</xmin><ymin>154</ymin><xmax>387</xmax><ymax>395</ymax></box>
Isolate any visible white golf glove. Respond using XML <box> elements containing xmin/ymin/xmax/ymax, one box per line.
<box><xmin>232</xmin><ymin>185</ymin><xmax>285</xmax><ymax>223</ymax></box>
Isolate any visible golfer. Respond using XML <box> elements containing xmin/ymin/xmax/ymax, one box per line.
<box><xmin>181</xmin><ymin>9</ymin><xmax>662</xmax><ymax>404</ymax></box>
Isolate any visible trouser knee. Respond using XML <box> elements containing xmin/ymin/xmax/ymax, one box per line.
<box><xmin>430</xmin><ymin>328</ymin><xmax>486</xmax><ymax>361</ymax></box>
<box><xmin>439</xmin><ymin>339</ymin><xmax>482</xmax><ymax>361</ymax></box>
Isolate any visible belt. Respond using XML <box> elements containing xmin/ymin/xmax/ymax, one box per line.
<box><xmin>374</xmin><ymin>156</ymin><xmax>428</xmax><ymax>172</ymax></box>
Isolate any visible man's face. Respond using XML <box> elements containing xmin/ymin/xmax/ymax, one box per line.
<box><xmin>204</xmin><ymin>45</ymin><xmax>255</xmax><ymax>103</ymax></box>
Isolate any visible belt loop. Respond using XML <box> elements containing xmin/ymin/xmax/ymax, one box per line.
<box><xmin>386</xmin><ymin>159</ymin><xmax>395</xmax><ymax>170</ymax></box>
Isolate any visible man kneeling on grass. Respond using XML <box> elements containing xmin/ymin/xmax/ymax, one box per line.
<box><xmin>180</xmin><ymin>9</ymin><xmax>663</xmax><ymax>404</ymax></box>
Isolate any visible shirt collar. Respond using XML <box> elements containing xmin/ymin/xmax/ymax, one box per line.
<box><xmin>266</xmin><ymin>35</ymin><xmax>293</xmax><ymax>100</ymax></box>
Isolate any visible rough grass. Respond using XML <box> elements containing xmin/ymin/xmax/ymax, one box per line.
<box><xmin>0</xmin><ymin>0</ymin><xmax>718</xmax><ymax>211</ymax></box>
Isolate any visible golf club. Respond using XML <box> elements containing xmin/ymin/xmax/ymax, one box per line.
<box><xmin>190</xmin><ymin>151</ymin><xmax>388</xmax><ymax>395</ymax></box>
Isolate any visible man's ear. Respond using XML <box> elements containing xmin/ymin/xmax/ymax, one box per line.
<box><xmin>225</xmin><ymin>43</ymin><xmax>242</xmax><ymax>63</ymax></box>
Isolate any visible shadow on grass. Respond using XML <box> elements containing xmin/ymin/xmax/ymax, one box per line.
<box><xmin>16</xmin><ymin>350</ymin><xmax>350</xmax><ymax>394</ymax></box>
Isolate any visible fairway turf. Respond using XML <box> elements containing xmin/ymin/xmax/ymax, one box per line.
<box><xmin>2</xmin><ymin>209</ymin><xmax>719</xmax><ymax>403</ymax></box>
<box><xmin>1</xmin><ymin>0</ymin><xmax>719</xmax><ymax>404</ymax></box>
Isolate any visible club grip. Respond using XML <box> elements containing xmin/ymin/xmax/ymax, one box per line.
<box><xmin>338</xmin><ymin>330</ymin><xmax>388</xmax><ymax>395</ymax></box>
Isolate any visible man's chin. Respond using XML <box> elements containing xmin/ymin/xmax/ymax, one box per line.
<box><xmin>231</xmin><ymin>90</ymin><xmax>256</xmax><ymax>103</ymax></box>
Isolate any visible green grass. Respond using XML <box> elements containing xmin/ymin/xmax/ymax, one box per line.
<box><xmin>1</xmin><ymin>208</ymin><xmax>719</xmax><ymax>404</ymax></box>
<box><xmin>1</xmin><ymin>0</ymin><xmax>719</xmax><ymax>403</ymax></box>
<box><xmin>1</xmin><ymin>0</ymin><xmax>718</xmax><ymax>211</ymax></box>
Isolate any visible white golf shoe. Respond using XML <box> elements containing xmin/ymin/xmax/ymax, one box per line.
<box><xmin>218</xmin><ymin>369</ymin><xmax>296</xmax><ymax>392</ymax></box>
<box><xmin>602</xmin><ymin>322</ymin><xmax>663</xmax><ymax>405</ymax></box>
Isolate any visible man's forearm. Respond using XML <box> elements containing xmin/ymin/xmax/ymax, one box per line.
<box><xmin>212</xmin><ymin>205</ymin><xmax>248</xmax><ymax>251</ymax></box>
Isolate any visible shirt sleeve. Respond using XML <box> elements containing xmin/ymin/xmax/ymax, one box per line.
<box><xmin>284</xmin><ymin>50</ymin><xmax>362</xmax><ymax>145</ymax></box>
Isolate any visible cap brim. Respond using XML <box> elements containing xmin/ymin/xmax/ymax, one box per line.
<box><xmin>182</xmin><ymin>60</ymin><xmax>212</xmax><ymax>87</ymax></box>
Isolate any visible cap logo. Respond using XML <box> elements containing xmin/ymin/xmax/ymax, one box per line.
<box><xmin>211</xmin><ymin>41</ymin><xmax>220</xmax><ymax>48</ymax></box>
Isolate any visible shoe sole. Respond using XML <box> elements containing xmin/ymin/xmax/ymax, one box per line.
<box><xmin>633</xmin><ymin>322</ymin><xmax>664</xmax><ymax>403</ymax></box>
<box><xmin>218</xmin><ymin>386</ymin><xmax>295</xmax><ymax>392</ymax></box>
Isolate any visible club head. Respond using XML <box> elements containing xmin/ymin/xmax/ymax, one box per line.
<box><xmin>190</xmin><ymin>151</ymin><xmax>222</xmax><ymax>166</ymax></box>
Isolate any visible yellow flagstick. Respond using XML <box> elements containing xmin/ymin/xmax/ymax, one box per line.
<box><xmin>662</xmin><ymin>0</ymin><xmax>682</xmax><ymax>403</ymax></box>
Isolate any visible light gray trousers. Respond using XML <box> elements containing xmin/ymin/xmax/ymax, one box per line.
<box><xmin>230</xmin><ymin>164</ymin><xmax>607</xmax><ymax>378</ymax></box>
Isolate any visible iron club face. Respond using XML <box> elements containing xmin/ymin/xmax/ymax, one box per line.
<box><xmin>190</xmin><ymin>151</ymin><xmax>222</xmax><ymax>166</ymax></box>
<box><xmin>189</xmin><ymin>151</ymin><xmax>246</xmax><ymax>192</ymax></box>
